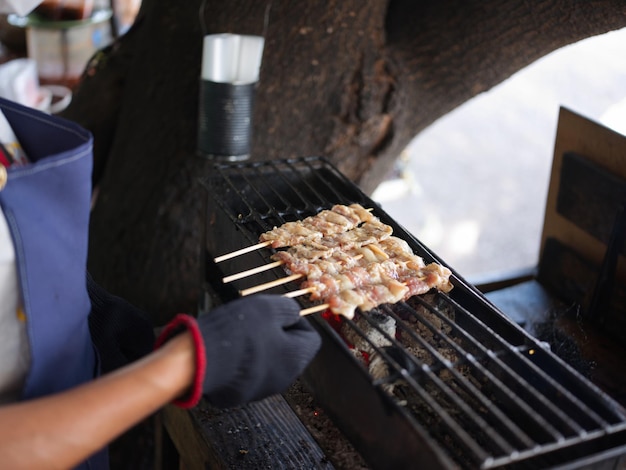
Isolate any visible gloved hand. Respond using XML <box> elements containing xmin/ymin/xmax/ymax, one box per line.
<box><xmin>87</xmin><ymin>272</ymin><xmax>156</xmax><ymax>373</ymax></box>
<box><xmin>155</xmin><ymin>295</ymin><xmax>322</xmax><ymax>409</ymax></box>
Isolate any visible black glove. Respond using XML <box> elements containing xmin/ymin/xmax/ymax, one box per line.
<box><xmin>155</xmin><ymin>295</ymin><xmax>321</xmax><ymax>409</ymax></box>
<box><xmin>87</xmin><ymin>272</ymin><xmax>155</xmax><ymax>373</ymax></box>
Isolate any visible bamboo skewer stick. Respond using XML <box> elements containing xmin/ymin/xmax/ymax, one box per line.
<box><xmin>222</xmin><ymin>260</ymin><xmax>284</xmax><ymax>283</ymax></box>
<box><xmin>283</xmin><ymin>287</ymin><xmax>315</xmax><ymax>298</ymax></box>
<box><xmin>300</xmin><ymin>303</ymin><xmax>330</xmax><ymax>316</ymax></box>
<box><xmin>368</xmin><ymin>243</ymin><xmax>389</xmax><ymax>259</ymax></box>
<box><xmin>214</xmin><ymin>241</ymin><xmax>272</xmax><ymax>263</ymax></box>
<box><xmin>224</xmin><ymin>252</ymin><xmax>364</xmax><ymax>286</ymax></box>
<box><xmin>239</xmin><ymin>273</ymin><xmax>303</xmax><ymax>296</ymax></box>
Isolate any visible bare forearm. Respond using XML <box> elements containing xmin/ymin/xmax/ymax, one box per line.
<box><xmin>0</xmin><ymin>332</ymin><xmax>194</xmax><ymax>470</ymax></box>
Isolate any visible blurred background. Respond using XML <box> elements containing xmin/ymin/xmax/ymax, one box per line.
<box><xmin>1</xmin><ymin>4</ymin><xmax>625</xmax><ymax>284</ymax></box>
<box><xmin>0</xmin><ymin>0</ymin><xmax>140</xmax><ymax>111</ymax></box>
<box><xmin>372</xmin><ymin>26</ymin><xmax>626</xmax><ymax>283</ymax></box>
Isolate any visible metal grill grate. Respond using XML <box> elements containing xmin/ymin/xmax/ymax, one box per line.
<box><xmin>201</xmin><ymin>157</ymin><xmax>626</xmax><ymax>469</ymax></box>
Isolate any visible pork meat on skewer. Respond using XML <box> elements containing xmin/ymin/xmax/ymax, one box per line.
<box><xmin>259</xmin><ymin>203</ymin><xmax>377</xmax><ymax>248</ymax></box>
<box><xmin>302</xmin><ymin>258</ymin><xmax>452</xmax><ymax>301</ymax></box>
<box><xmin>272</xmin><ymin>232</ymin><xmax>452</xmax><ymax>318</ymax></box>
<box><xmin>271</xmin><ymin>250</ymin><xmax>363</xmax><ymax>280</ymax></box>
<box><xmin>271</xmin><ymin>235</ymin><xmax>421</xmax><ymax>288</ymax></box>
<box><xmin>245</xmin><ymin>204</ymin><xmax>453</xmax><ymax>318</ymax></box>
<box><xmin>327</xmin><ymin>281</ymin><xmax>409</xmax><ymax>319</ymax></box>
<box><xmin>271</xmin><ymin>221</ymin><xmax>393</xmax><ymax>262</ymax></box>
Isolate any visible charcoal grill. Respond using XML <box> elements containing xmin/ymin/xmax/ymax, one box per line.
<box><xmin>200</xmin><ymin>156</ymin><xmax>626</xmax><ymax>469</ymax></box>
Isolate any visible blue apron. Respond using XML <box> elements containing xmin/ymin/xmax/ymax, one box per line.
<box><xmin>0</xmin><ymin>97</ymin><xmax>108</xmax><ymax>469</ymax></box>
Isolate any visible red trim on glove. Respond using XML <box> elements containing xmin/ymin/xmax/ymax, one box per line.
<box><xmin>155</xmin><ymin>314</ymin><xmax>206</xmax><ymax>409</ymax></box>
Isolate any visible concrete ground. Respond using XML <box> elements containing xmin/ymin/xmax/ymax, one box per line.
<box><xmin>372</xmin><ymin>27</ymin><xmax>626</xmax><ymax>284</ymax></box>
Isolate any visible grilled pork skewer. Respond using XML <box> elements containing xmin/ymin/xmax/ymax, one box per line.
<box><xmin>213</xmin><ymin>204</ymin><xmax>376</xmax><ymax>263</ymax></box>
<box><xmin>315</xmin><ymin>261</ymin><xmax>452</xmax><ymax>319</ymax></box>
<box><xmin>217</xmin><ymin>204</ymin><xmax>453</xmax><ymax>319</ymax></box>
<box><xmin>323</xmin><ymin>282</ymin><xmax>409</xmax><ymax>319</ymax></box>
<box><xmin>302</xmin><ymin>260</ymin><xmax>416</xmax><ymax>301</ymax></box>
<box><xmin>270</xmin><ymin>221</ymin><xmax>393</xmax><ymax>263</ymax></box>
<box><xmin>271</xmin><ymin>252</ymin><xmax>364</xmax><ymax>279</ymax></box>
<box><xmin>277</xmin><ymin>236</ymin><xmax>432</xmax><ymax>300</ymax></box>
<box><xmin>285</xmin><ymin>263</ymin><xmax>451</xmax><ymax>319</ymax></box>
<box><xmin>280</xmin><ymin>235</ymin><xmax>453</xmax><ymax>319</ymax></box>
<box><xmin>259</xmin><ymin>203</ymin><xmax>377</xmax><ymax>248</ymax></box>
<box><xmin>222</xmin><ymin>251</ymin><xmax>364</xmax><ymax>286</ymax></box>
<box><xmin>236</xmin><ymin>257</ymin><xmax>418</xmax><ymax>300</ymax></box>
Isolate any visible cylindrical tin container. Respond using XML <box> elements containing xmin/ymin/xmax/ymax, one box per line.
<box><xmin>196</xmin><ymin>33</ymin><xmax>264</xmax><ymax>161</ymax></box>
<box><xmin>197</xmin><ymin>80</ymin><xmax>256</xmax><ymax>161</ymax></box>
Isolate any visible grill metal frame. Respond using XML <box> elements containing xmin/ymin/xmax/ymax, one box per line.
<box><xmin>201</xmin><ymin>157</ymin><xmax>626</xmax><ymax>469</ymax></box>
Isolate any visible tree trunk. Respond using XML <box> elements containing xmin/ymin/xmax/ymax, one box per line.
<box><xmin>62</xmin><ymin>0</ymin><xmax>626</xmax><ymax>325</ymax></box>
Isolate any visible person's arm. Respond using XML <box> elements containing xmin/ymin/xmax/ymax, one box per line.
<box><xmin>0</xmin><ymin>332</ymin><xmax>195</xmax><ymax>470</ymax></box>
<box><xmin>0</xmin><ymin>294</ymin><xmax>321</xmax><ymax>470</ymax></box>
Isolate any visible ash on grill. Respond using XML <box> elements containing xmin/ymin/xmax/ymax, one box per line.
<box><xmin>338</xmin><ymin>294</ymin><xmax>455</xmax><ymax>395</ymax></box>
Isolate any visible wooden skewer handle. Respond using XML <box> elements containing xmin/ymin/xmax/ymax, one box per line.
<box><xmin>299</xmin><ymin>304</ymin><xmax>330</xmax><ymax>316</ymax></box>
<box><xmin>283</xmin><ymin>287</ymin><xmax>315</xmax><ymax>298</ymax></box>
<box><xmin>222</xmin><ymin>260</ymin><xmax>284</xmax><ymax>283</ymax></box>
<box><xmin>239</xmin><ymin>273</ymin><xmax>303</xmax><ymax>297</ymax></box>
<box><xmin>214</xmin><ymin>208</ymin><xmax>374</xmax><ymax>263</ymax></box>
<box><xmin>214</xmin><ymin>240</ymin><xmax>272</xmax><ymax>263</ymax></box>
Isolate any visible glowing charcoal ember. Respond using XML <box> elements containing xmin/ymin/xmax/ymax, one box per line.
<box><xmin>342</xmin><ymin>311</ymin><xmax>399</xmax><ymax>393</ymax></box>
<box><xmin>342</xmin><ymin>311</ymin><xmax>396</xmax><ymax>356</ymax></box>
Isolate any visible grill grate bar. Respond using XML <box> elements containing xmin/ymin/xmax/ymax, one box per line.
<box><xmin>440</xmin><ymin>293</ymin><xmax>619</xmax><ymax>431</ymax></box>
<box><xmin>421</xmin><ymin>292</ymin><xmax>592</xmax><ymax>432</ymax></box>
<box><xmin>203</xmin><ymin>158</ymin><xmax>626</xmax><ymax>469</ymax></box>
<box><xmin>399</xmin><ymin>365</ymin><xmax>495</xmax><ymax>466</ymax></box>
<box><xmin>403</xmin><ymin>295</ymin><xmax>570</xmax><ymax>441</ymax></box>
<box><xmin>211</xmin><ymin>163</ymin><xmax>271</xmax><ymax>229</ymax></box>
<box><xmin>355</xmin><ymin>312</ymin><xmax>519</xmax><ymax>457</ymax></box>
<box><xmin>247</xmin><ymin>163</ymin><xmax>300</xmax><ymax>214</ymax></box>
<box><xmin>341</xmin><ymin>307</ymin><xmax>540</xmax><ymax>463</ymax></box>
<box><xmin>259</xmin><ymin>160</ymin><xmax>323</xmax><ymax>214</ymax></box>
<box><xmin>342</xmin><ymin>315</ymin><xmax>494</xmax><ymax>465</ymax></box>
<box><xmin>484</xmin><ymin>425</ymin><xmax>626</xmax><ymax>469</ymax></box>
<box><xmin>280</xmin><ymin>158</ymin><xmax>354</xmax><ymax>207</ymax></box>
<box><xmin>213</xmin><ymin>158</ymin><xmax>366</xmax><ymax>234</ymax></box>
<box><xmin>344</xmin><ymin>293</ymin><xmax>626</xmax><ymax>467</ymax></box>
<box><xmin>380</xmin><ymin>304</ymin><xmax>538</xmax><ymax>450</ymax></box>
<box><xmin>212</xmin><ymin>160</ymin><xmax>305</xmax><ymax>224</ymax></box>
<box><xmin>238</xmin><ymin>164</ymin><xmax>300</xmax><ymax>218</ymax></box>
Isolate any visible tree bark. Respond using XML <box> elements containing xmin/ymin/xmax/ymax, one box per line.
<box><xmin>62</xmin><ymin>0</ymin><xmax>626</xmax><ymax>324</ymax></box>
